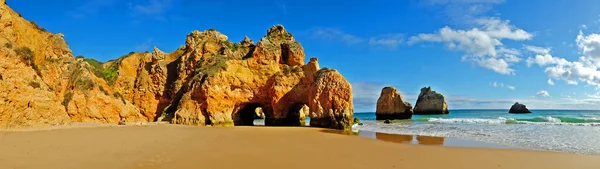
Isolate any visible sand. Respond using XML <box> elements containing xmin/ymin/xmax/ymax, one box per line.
<box><xmin>0</xmin><ymin>125</ymin><xmax>599</xmax><ymax>169</ymax></box>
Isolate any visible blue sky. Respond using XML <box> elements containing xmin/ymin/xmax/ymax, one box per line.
<box><xmin>9</xmin><ymin>0</ymin><xmax>600</xmax><ymax>111</ymax></box>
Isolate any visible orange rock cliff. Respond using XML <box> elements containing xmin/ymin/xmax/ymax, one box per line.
<box><xmin>0</xmin><ymin>1</ymin><xmax>354</xmax><ymax>129</ymax></box>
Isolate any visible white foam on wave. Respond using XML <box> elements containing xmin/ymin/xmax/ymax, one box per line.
<box><xmin>540</xmin><ymin>116</ymin><xmax>561</xmax><ymax>123</ymax></box>
<box><xmin>425</xmin><ymin>116</ymin><xmax>600</xmax><ymax>126</ymax></box>
<box><xmin>428</xmin><ymin>117</ymin><xmax>511</xmax><ymax>124</ymax></box>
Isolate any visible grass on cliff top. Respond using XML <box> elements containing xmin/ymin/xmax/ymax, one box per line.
<box><xmin>194</xmin><ymin>55</ymin><xmax>229</xmax><ymax>79</ymax></box>
<box><xmin>78</xmin><ymin>52</ymin><xmax>136</xmax><ymax>86</ymax></box>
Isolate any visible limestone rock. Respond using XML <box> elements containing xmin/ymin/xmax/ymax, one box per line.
<box><xmin>0</xmin><ymin>47</ymin><xmax>71</xmax><ymax>128</ymax></box>
<box><xmin>376</xmin><ymin>86</ymin><xmax>413</xmax><ymax>120</ymax></box>
<box><xmin>164</xmin><ymin>26</ymin><xmax>352</xmax><ymax>129</ymax></box>
<box><xmin>508</xmin><ymin>102</ymin><xmax>531</xmax><ymax>114</ymax></box>
<box><xmin>0</xmin><ymin>2</ymin><xmax>149</xmax><ymax>128</ymax></box>
<box><xmin>414</xmin><ymin>86</ymin><xmax>449</xmax><ymax>115</ymax></box>
<box><xmin>308</xmin><ymin>68</ymin><xmax>354</xmax><ymax>130</ymax></box>
<box><xmin>0</xmin><ymin>0</ymin><xmax>354</xmax><ymax>130</ymax></box>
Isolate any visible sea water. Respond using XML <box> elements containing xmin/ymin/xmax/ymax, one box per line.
<box><xmin>353</xmin><ymin>110</ymin><xmax>600</xmax><ymax>155</ymax></box>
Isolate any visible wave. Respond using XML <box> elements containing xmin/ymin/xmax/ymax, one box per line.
<box><xmin>423</xmin><ymin>116</ymin><xmax>600</xmax><ymax>126</ymax></box>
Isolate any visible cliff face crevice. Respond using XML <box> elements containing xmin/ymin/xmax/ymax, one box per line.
<box><xmin>0</xmin><ymin>3</ymin><xmax>354</xmax><ymax>130</ymax></box>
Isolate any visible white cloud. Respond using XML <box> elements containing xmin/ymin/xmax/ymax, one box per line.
<box><xmin>525</xmin><ymin>54</ymin><xmax>570</xmax><ymax>67</ymax></box>
<box><xmin>586</xmin><ymin>92</ymin><xmax>600</xmax><ymax>99</ymax></box>
<box><xmin>409</xmin><ymin>18</ymin><xmax>531</xmax><ymax>75</ymax></box>
<box><xmin>524</xmin><ymin>45</ymin><xmax>551</xmax><ymax>55</ymax></box>
<box><xmin>311</xmin><ymin>28</ymin><xmax>364</xmax><ymax>45</ymax></box>
<box><xmin>311</xmin><ymin>29</ymin><xmax>403</xmax><ymax>49</ymax></box>
<box><xmin>507</xmin><ymin>85</ymin><xmax>516</xmax><ymax>90</ymax></box>
<box><xmin>580</xmin><ymin>24</ymin><xmax>588</xmax><ymax>30</ymax></box>
<box><xmin>491</xmin><ymin>81</ymin><xmax>516</xmax><ymax>90</ymax></box>
<box><xmin>536</xmin><ymin>90</ymin><xmax>550</xmax><ymax>97</ymax></box>
<box><xmin>368</xmin><ymin>34</ymin><xmax>404</xmax><ymax>49</ymax></box>
<box><xmin>547</xmin><ymin>79</ymin><xmax>555</xmax><ymax>86</ymax></box>
<box><xmin>576</xmin><ymin>31</ymin><xmax>600</xmax><ymax>59</ymax></box>
<box><xmin>567</xmin><ymin>80</ymin><xmax>579</xmax><ymax>85</ymax></box>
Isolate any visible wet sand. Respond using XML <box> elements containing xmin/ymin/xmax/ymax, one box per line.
<box><xmin>0</xmin><ymin>125</ymin><xmax>599</xmax><ymax>169</ymax></box>
<box><xmin>356</xmin><ymin>130</ymin><xmax>514</xmax><ymax>149</ymax></box>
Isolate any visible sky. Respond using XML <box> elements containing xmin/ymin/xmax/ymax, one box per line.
<box><xmin>8</xmin><ymin>0</ymin><xmax>600</xmax><ymax>111</ymax></box>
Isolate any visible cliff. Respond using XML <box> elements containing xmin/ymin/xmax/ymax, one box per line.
<box><xmin>0</xmin><ymin>3</ymin><xmax>353</xmax><ymax>130</ymax></box>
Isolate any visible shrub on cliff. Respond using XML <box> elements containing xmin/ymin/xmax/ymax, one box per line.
<box><xmin>15</xmin><ymin>46</ymin><xmax>41</xmax><ymax>76</ymax></box>
<box><xmin>75</xmin><ymin>78</ymin><xmax>95</xmax><ymax>91</ymax></box>
<box><xmin>103</xmin><ymin>67</ymin><xmax>118</xmax><ymax>86</ymax></box>
<box><xmin>4</xmin><ymin>42</ymin><xmax>12</xmax><ymax>49</ymax></box>
<box><xmin>62</xmin><ymin>92</ymin><xmax>73</xmax><ymax>108</ymax></box>
<box><xmin>83</xmin><ymin>58</ymin><xmax>104</xmax><ymax>78</ymax></box>
<box><xmin>28</xmin><ymin>81</ymin><xmax>41</xmax><ymax>89</ymax></box>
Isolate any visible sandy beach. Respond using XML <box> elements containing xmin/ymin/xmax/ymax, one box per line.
<box><xmin>0</xmin><ymin>125</ymin><xmax>599</xmax><ymax>169</ymax></box>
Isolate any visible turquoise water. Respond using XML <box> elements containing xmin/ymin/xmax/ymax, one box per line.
<box><xmin>352</xmin><ymin>110</ymin><xmax>600</xmax><ymax>155</ymax></box>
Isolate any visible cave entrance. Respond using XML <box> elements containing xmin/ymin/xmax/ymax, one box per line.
<box><xmin>286</xmin><ymin>103</ymin><xmax>307</xmax><ymax>126</ymax></box>
<box><xmin>235</xmin><ymin>103</ymin><xmax>266</xmax><ymax>126</ymax></box>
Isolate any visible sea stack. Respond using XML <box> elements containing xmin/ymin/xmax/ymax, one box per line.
<box><xmin>508</xmin><ymin>102</ymin><xmax>532</xmax><ymax>114</ymax></box>
<box><xmin>414</xmin><ymin>86</ymin><xmax>449</xmax><ymax>115</ymax></box>
<box><xmin>376</xmin><ymin>86</ymin><xmax>413</xmax><ymax>120</ymax></box>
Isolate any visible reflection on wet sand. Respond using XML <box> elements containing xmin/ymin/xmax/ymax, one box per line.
<box><xmin>375</xmin><ymin>132</ymin><xmax>413</xmax><ymax>143</ymax></box>
<box><xmin>320</xmin><ymin>130</ymin><xmax>447</xmax><ymax>146</ymax></box>
<box><xmin>416</xmin><ymin>135</ymin><xmax>445</xmax><ymax>145</ymax></box>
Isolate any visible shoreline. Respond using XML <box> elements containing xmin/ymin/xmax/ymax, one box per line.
<box><xmin>1</xmin><ymin>125</ymin><xmax>599</xmax><ymax>169</ymax></box>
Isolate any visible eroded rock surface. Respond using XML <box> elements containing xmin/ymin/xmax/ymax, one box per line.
<box><xmin>376</xmin><ymin>86</ymin><xmax>413</xmax><ymax>120</ymax></box>
<box><xmin>0</xmin><ymin>2</ymin><xmax>354</xmax><ymax>129</ymax></box>
<box><xmin>508</xmin><ymin>102</ymin><xmax>531</xmax><ymax>114</ymax></box>
<box><xmin>414</xmin><ymin>86</ymin><xmax>449</xmax><ymax>115</ymax></box>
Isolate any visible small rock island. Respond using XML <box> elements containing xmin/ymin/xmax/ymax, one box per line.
<box><xmin>508</xmin><ymin>102</ymin><xmax>532</xmax><ymax>114</ymax></box>
<box><xmin>376</xmin><ymin>86</ymin><xmax>413</xmax><ymax>120</ymax></box>
<box><xmin>414</xmin><ymin>86</ymin><xmax>449</xmax><ymax>115</ymax></box>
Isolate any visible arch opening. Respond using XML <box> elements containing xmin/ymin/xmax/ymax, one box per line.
<box><xmin>285</xmin><ymin>103</ymin><xmax>307</xmax><ymax>126</ymax></box>
<box><xmin>234</xmin><ymin>103</ymin><xmax>265</xmax><ymax>126</ymax></box>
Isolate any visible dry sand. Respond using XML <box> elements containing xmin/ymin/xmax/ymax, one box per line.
<box><xmin>0</xmin><ymin>125</ymin><xmax>599</xmax><ymax>169</ymax></box>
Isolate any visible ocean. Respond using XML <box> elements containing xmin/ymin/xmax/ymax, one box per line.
<box><xmin>352</xmin><ymin>110</ymin><xmax>600</xmax><ymax>155</ymax></box>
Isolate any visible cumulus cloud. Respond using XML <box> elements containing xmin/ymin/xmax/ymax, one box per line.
<box><xmin>410</xmin><ymin>18</ymin><xmax>532</xmax><ymax>75</ymax></box>
<box><xmin>547</xmin><ymin>79</ymin><xmax>555</xmax><ymax>86</ymax></box>
<box><xmin>576</xmin><ymin>31</ymin><xmax>600</xmax><ymax>59</ymax></box>
<box><xmin>507</xmin><ymin>85</ymin><xmax>516</xmax><ymax>90</ymax></box>
<box><xmin>524</xmin><ymin>45</ymin><xmax>551</xmax><ymax>55</ymax></box>
<box><xmin>536</xmin><ymin>90</ymin><xmax>550</xmax><ymax>97</ymax></box>
<box><xmin>525</xmin><ymin>53</ymin><xmax>570</xmax><ymax>67</ymax></box>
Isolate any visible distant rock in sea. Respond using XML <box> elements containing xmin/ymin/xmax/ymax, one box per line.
<box><xmin>508</xmin><ymin>102</ymin><xmax>532</xmax><ymax>114</ymax></box>
<box><xmin>376</xmin><ymin>86</ymin><xmax>413</xmax><ymax>120</ymax></box>
<box><xmin>414</xmin><ymin>86</ymin><xmax>449</xmax><ymax>115</ymax></box>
